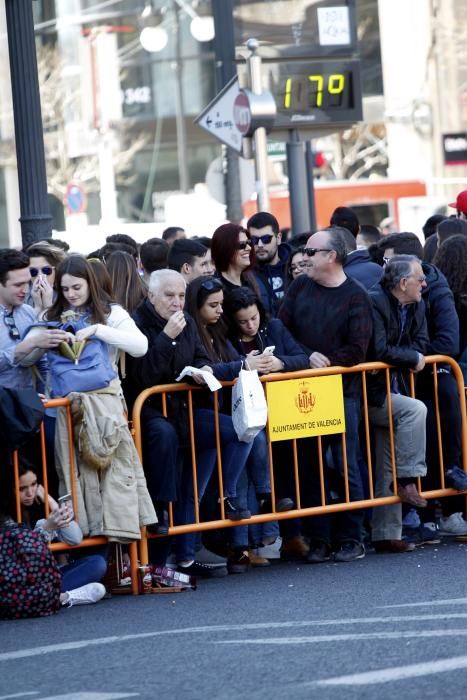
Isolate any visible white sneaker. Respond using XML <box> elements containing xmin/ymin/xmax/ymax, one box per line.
<box><xmin>256</xmin><ymin>536</ymin><xmax>282</xmax><ymax>560</ymax></box>
<box><xmin>439</xmin><ymin>513</ymin><xmax>467</xmax><ymax>536</ymax></box>
<box><xmin>64</xmin><ymin>582</ymin><xmax>106</xmax><ymax>607</ymax></box>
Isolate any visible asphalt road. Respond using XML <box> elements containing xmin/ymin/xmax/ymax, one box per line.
<box><xmin>3</xmin><ymin>539</ymin><xmax>467</xmax><ymax>700</ymax></box>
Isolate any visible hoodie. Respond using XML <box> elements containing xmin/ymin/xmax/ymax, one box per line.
<box><xmin>253</xmin><ymin>242</ymin><xmax>291</xmax><ymax>316</ymax></box>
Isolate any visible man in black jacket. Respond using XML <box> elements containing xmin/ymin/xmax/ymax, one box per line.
<box><xmin>124</xmin><ymin>269</ymin><xmax>211</xmax><ymax>538</ymax></box>
<box><xmin>368</xmin><ymin>255</ymin><xmax>429</xmax><ymax>553</ymax></box>
<box><xmin>375</xmin><ymin>232</ymin><xmax>467</xmax><ymax>495</ymax></box>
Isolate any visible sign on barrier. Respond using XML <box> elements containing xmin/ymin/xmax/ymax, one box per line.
<box><xmin>266</xmin><ymin>374</ymin><xmax>345</xmax><ymax>441</ymax></box>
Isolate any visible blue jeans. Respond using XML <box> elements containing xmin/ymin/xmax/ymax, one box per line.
<box><xmin>230</xmin><ymin>430</ymin><xmax>279</xmax><ymax>549</ymax></box>
<box><xmin>176</xmin><ymin>409</ymin><xmax>253</xmax><ymax>561</ymax></box>
<box><xmin>299</xmin><ymin>397</ymin><xmax>365</xmax><ymax>546</ymax></box>
<box><xmin>60</xmin><ymin>554</ymin><xmax>107</xmax><ymax>592</ymax></box>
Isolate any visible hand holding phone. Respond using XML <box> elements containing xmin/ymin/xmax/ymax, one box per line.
<box><xmin>58</xmin><ymin>494</ymin><xmax>74</xmax><ymax>519</ymax></box>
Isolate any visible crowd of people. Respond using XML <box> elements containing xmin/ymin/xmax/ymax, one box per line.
<box><xmin>2</xmin><ymin>192</ymin><xmax>467</xmax><ymax>617</ymax></box>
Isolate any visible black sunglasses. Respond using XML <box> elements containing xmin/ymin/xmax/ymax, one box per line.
<box><xmin>237</xmin><ymin>240</ymin><xmax>252</xmax><ymax>250</ymax></box>
<box><xmin>303</xmin><ymin>248</ymin><xmax>333</xmax><ymax>257</ymax></box>
<box><xmin>250</xmin><ymin>234</ymin><xmax>274</xmax><ymax>246</ymax></box>
<box><xmin>30</xmin><ymin>266</ymin><xmax>54</xmax><ymax>277</ymax></box>
<box><xmin>200</xmin><ymin>278</ymin><xmax>223</xmax><ymax>292</ymax></box>
<box><xmin>4</xmin><ymin>313</ymin><xmax>20</xmax><ymax>341</ymax></box>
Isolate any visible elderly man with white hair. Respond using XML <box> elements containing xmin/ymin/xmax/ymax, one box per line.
<box><xmin>124</xmin><ymin>270</ymin><xmax>251</xmax><ymax>578</ymax></box>
<box><xmin>124</xmin><ymin>269</ymin><xmax>211</xmax><ymax>529</ymax></box>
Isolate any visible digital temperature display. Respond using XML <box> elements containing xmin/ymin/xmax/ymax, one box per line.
<box><xmin>265</xmin><ymin>59</ymin><xmax>363</xmax><ymax>130</ymax></box>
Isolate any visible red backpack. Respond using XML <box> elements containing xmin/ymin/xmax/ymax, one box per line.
<box><xmin>0</xmin><ymin>522</ymin><xmax>62</xmax><ymax>619</ymax></box>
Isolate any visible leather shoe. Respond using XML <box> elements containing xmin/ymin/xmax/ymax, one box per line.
<box><xmin>397</xmin><ymin>483</ymin><xmax>427</xmax><ymax>508</ymax></box>
<box><xmin>147</xmin><ymin>507</ymin><xmax>169</xmax><ymax>536</ymax></box>
<box><xmin>373</xmin><ymin>539</ymin><xmax>416</xmax><ymax>553</ymax></box>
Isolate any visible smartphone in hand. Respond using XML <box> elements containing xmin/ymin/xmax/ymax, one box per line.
<box><xmin>263</xmin><ymin>345</ymin><xmax>276</xmax><ymax>355</ymax></box>
<box><xmin>58</xmin><ymin>494</ymin><xmax>73</xmax><ymax>519</ymax></box>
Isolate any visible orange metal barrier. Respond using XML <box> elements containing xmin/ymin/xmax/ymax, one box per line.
<box><xmin>12</xmin><ymin>398</ymin><xmax>139</xmax><ymax>595</ymax></box>
<box><xmin>132</xmin><ymin>355</ymin><xmax>467</xmax><ymax>567</ymax></box>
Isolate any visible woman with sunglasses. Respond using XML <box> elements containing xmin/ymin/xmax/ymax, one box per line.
<box><xmin>211</xmin><ymin>223</ymin><xmax>270</xmax><ymax>311</ymax></box>
<box><xmin>185</xmin><ymin>276</ymin><xmax>292</xmax><ymax>572</ymax></box>
<box><xmin>25</xmin><ymin>242</ymin><xmax>67</xmax><ymax>316</ymax></box>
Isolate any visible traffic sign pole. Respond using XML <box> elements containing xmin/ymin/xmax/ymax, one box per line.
<box><xmin>246</xmin><ymin>39</ymin><xmax>270</xmax><ymax>212</ymax></box>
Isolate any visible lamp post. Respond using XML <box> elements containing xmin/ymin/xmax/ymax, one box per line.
<box><xmin>5</xmin><ymin>0</ymin><xmax>52</xmax><ymax>246</ymax></box>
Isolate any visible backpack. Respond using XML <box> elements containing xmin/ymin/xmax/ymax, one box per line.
<box><xmin>0</xmin><ymin>388</ymin><xmax>45</xmax><ymax>450</ymax></box>
<box><xmin>0</xmin><ymin>522</ymin><xmax>61</xmax><ymax>619</ymax></box>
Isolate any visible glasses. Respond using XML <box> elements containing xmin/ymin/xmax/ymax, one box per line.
<box><xmin>30</xmin><ymin>266</ymin><xmax>54</xmax><ymax>277</ymax></box>
<box><xmin>4</xmin><ymin>313</ymin><xmax>20</xmax><ymax>341</ymax></box>
<box><xmin>290</xmin><ymin>262</ymin><xmax>307</xmax><ymax>272</ymax></box>
<box><xmin>250</xmin><ymin>234</ymin><xmax>274</xmax><ymax>246</ymax></box>
<box><xmin>303</xmin><ymin>248</ymin><xmax>333</xmax><ymax>257</ymax></box>
<box><xmin>200</xmin><ymin>278</ymin><xmax>223</xmax><ymax>292</ymax></box>
<box><xmin>382</xmin><ymin>256</ymin><xmax>391</xmax><ymax>265</ymax></box>
<box><xmin>237</xmin><ymin>240</ymin><xmax>252</xmax><ymax>250</ymax></box>
<box><xmin>406</xmin><ymin>274</ymin><xmax>427</xmax><ymax>283</ymax></box>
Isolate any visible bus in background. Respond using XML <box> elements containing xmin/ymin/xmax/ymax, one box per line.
<box><xmin>244</xmin><ymin>179</ymin><xmax>428</xmax><ymax>232</ymax></box>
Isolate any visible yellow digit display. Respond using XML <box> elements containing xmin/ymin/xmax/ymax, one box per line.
<box><xmin>328</xmin><ymin>74</ymin><xmax>345</xmax><ymax>94</ymax></box>
<box><xmin>308</xmin><ymin>75</ymin><xmax>324</xmax><ymax>107</ymax></box>
<box><xmin>284</xmin><ymin>77</ymin><xmax>292</xmax><ymax>109</ymax></box>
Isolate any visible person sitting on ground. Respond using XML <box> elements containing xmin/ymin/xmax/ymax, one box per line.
<box><xmin>16</xmin><ymin>463</ymin><xmax>107</xmax><ymax>607</ymax></box>
<box><xmin>168</xmin><ymin>238</ymin><xmax>213</xmax><ymax>283</ymax></box>
<box><xmin>367</xmin><ymin>255</ymin><xmax>429</xmax><ymax>554</ymax></box>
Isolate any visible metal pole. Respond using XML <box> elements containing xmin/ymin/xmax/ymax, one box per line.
<box><xmin>246</xmin><ymin>39</ymin><xmax>269</xmax><ymax>212</ymax></box>
<box><xmin>286</xmin><ymin>130</ymin><xmax>311</xmax><ymax>236</ymax></box>
<box><xmin>212</xmin><ymin>0</ymin><xmax>243</xmax><ymax>222</ymax></box>
<box><xmin>174</xmin><ymin>1</ymin><xmax>189</xmax><ymax>193</ymax></box>
<box><xmin>5</xmin><ymin>0</ymin><xmax>52</xmax><ymax>246</ymax></box>
<box><xmin>305</xmin><ymin>140</ymin><xmax>317</xmax><ymax>232</ymax></box>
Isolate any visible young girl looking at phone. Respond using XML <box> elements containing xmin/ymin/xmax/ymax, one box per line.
<box><xmin>17</xmin><ymin>464</ymin><xmax>107</xmax><ymax>607</ymax></box>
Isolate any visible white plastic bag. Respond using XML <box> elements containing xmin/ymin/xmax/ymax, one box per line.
<box><xmin>231</xmin><ymin>369</ymin><xmax>268</xmax><ymax>443</ymax></box>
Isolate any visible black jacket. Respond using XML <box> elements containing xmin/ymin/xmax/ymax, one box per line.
<box><xmin>422</xmin><ymin>262</ymin><xmax>459</xmax><ymax>357</ymax></box>
<box><xmin>343</xmin><ymin>249</ymin><xmax>383</xmax><ymax>290</ymax></box>
<box><xmin>124</xmin><ymin>299</ymin><xmax>211</xmax><ymax>428</ymax></box>
<box><xmin>253</xmin><ymin>243</ymin><xmax>291</xmax><ymax>317</ymax></box>
<box><xmin>368</xmin><ymin>283</ymin><xmax>429</xmax><ymax>406</ymax></box>
<box><xmin>230</xmin><ymin>319</ymin><xmax>309</xmax><ymax>373</ymax></box>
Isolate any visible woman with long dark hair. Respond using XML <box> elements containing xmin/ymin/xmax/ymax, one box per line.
<box><xmin>106</xmin><ymin>250</ymin><xmax>147</xmax><ymax>314</ymax></box>
<box><xmin>433</xmin><ymin>234</ymin><xmax>467</xmax><ymax>354</ymax></box>
<box><xmin>185</xmin><ymin>276</ymin><xmax>293</xmax><ymax>571</ymax></box>
<box><xmin>211</xmin><ymin>223</ymin><xmax>272</xmax><ymax>312</ymax></box>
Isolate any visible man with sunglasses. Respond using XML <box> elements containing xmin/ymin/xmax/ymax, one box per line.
<box><xmin>0</xmin><ymin>249</ymin><xmax>69</xmax><ymax>390</ymax></box>
<box><xmin>279</xmin><ymin>226</ymin><xmax>373</xmax><ymax>564</ymax></box>
<box><xmin>247</xmin><ymin>212</ymin><xmax>291</xmax><ymax>316</ymax></box>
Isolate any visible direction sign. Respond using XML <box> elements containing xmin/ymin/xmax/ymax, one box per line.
<box><xmin>195</xmin><ymin>76</ymin><xmax>248</xmax><ymax>153</ymax></box>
